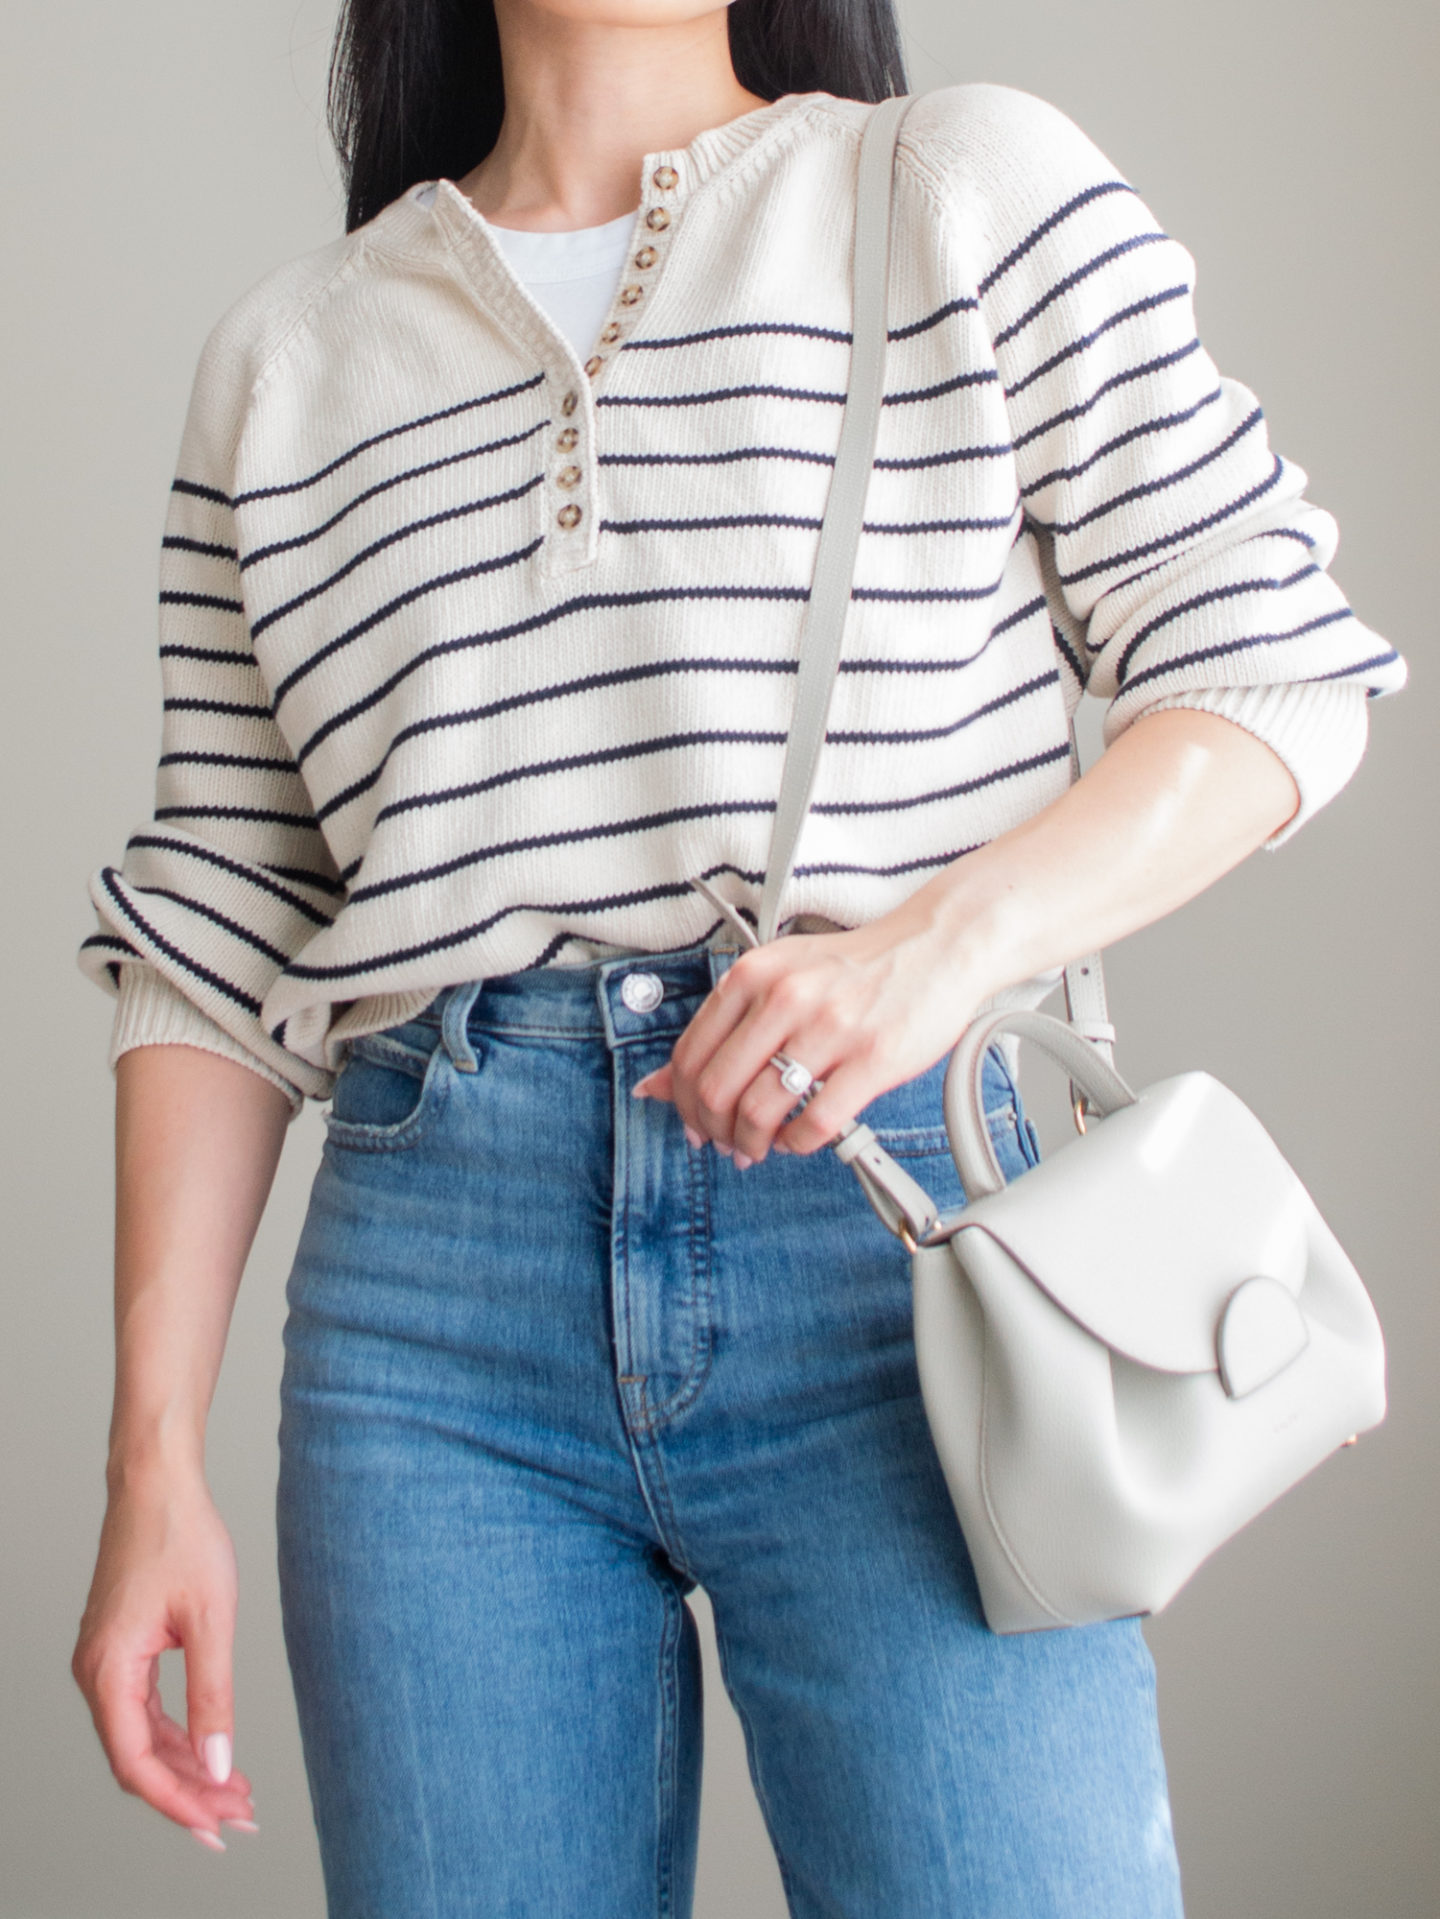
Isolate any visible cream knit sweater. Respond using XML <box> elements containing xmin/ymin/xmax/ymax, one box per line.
<box><xmin>78</xmin><ymin>84</ymin><xmax>1406</xmax><ymax>1114</ymax></box>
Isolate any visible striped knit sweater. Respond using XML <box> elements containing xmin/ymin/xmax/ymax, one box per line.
<box><xmin>78</xmin><ymin>84</ymin><xmax>1406</xmax><ymax>1114</ymax></box>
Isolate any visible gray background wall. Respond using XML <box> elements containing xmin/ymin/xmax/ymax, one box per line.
<box><xmin>3</xmin><ymin>1</ymin><xmax>1434</xmax><ymax>1912</ymax></box>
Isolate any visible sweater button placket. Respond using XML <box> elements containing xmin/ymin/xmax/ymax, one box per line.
<box><xmin>547</xmin><ymin>160</ymin><xmax>679</xmax><ymax>560</ymax></box>
<box><xmin>576</xmin><ymin>160</ymin><xmax>678</xmax><ymax>390</ymax></box>
<box><xmin>551</xmin><ymin>387</ymin><xmax>587</xmax><ymax>535</ymax></box>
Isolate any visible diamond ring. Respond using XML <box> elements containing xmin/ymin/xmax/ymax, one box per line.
<box><xmin>769</xmin><ymin>1052</ymin><xmax>817</xmax><ymax>1101</ymax></box>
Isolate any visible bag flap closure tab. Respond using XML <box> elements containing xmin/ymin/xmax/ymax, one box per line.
<box><xmin>953</xmin><ymin>1073</ymin><xmax>1317</xmax><ymax>1374</ymax></box>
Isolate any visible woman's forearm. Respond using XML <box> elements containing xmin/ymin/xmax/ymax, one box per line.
<box><xmin>899</xmin><ymin>707</ymin><xmax>1301</xmax><ymax>1007</ymax></box>
<box><xmin>108</xmin><ymin>1043</ymin><xmax>292</xmax><ymax>1487</ymax></box>
<box><xmin>70</xmin><ymin>1041</ymin><xmax>288</xmax><ymax>1843</ymax></box>
<box><xmin>642</xmin><ymin>707</ymin><xmax>1303</xmax><ymax>1161</ymax></box>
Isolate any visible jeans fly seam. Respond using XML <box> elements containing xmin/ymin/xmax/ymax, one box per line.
<box><xmin>641</xmin><ymin>1132</ymin><xmax>715</xmax><ymax>1430</ymax></box>
<box><xmin>612</xmin><ymin>1048</ymin><xmax>639</xmax><ymax>1398</ymax></box>
<box><xmin>613</xmin><ymin>1407</ymin><xmax>701</xmax><ymax>1591</ymax></box>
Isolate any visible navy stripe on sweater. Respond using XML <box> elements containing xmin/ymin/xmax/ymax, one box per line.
<box><xmin>231</xmin><ymin>372</ymin><xmax>547</xmax><ymax>506</ymax></box>
<box><xmin>239</xmin><ymin>424</ymin><xmax>549</xmax><ymax>570</ymax></box>
<box><xmin>1003</xmin><ymin>286</ymin><xmax>1192</xmax><ymax>401</ymax></box>
<box><xmin>978</xmin><ymin>181</ymin><xmax>1140</xmax><ymax>297</ymax></box>
<box><xmin>342</xmin><ymin>746</ymin><xmax>1059</xmax><ymax>911</ymax></box>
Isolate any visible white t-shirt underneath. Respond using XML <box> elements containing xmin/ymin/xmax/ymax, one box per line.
<box><xmin>416</xmin><ymin>185</ymin><xmax>636</xmax><ymax>360</ymax></box>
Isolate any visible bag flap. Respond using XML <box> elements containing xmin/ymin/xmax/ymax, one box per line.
<box><xmin>954</xmin><ymin>1072</ymin><xmax>1318</xmax><ymax>1373</ymax></box>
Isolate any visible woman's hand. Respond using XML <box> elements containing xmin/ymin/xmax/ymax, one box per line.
<box><xmin>633</xmin><ymin>709</ymin><xmax>1301</xmax><ymax>1164</ymax></box>
<box><xmin>73</xmin><ymin>1039</ymin><xmax>290</xmax><ymax>1846</ymax></box>
<box><xmin>71</xmin><ymin>1466</ymin><xmax>256</xmax><ymax>1847</ymax></box>
<box><xmin>634</xmin><ymin>903</ymin><xmax>972</xmax><ymax>1165</ymax></box>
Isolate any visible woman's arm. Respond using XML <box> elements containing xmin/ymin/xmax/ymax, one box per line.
<box><xmin>78</xmin><ymin>300</ymin><xmax>344</xmax><ymax>1109</ymax></box>
<box><xmin>71</xmin><ymin>1044</ymin><xmax>290</xmax><ymax>1846</ymax></box>
<box><xmin>635</xmin><ymin>707</ymin><xmax>1299</xmax><ymax>1162</ymax></box>
<box><xmin>641</xmin><ymin>88</ymin><xmax>1408</xmax><ymax>1164</ymax></box>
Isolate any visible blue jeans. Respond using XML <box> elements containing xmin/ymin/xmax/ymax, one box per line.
<box><xmin>276</xmin><ymin>940</ymin><xmax>1183</xmax><ymax>1918</ymax></box>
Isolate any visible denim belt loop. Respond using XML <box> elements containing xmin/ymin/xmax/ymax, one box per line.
<box><xmin>439</xmin><ymin>979</ymin><xmax>486</xmax><ymax>1071</ymax></box>
<box><xmin>705</xmin><ymin>917</ymin><xmax>743</xmax><ymax>991</ymax></box>
<box><xmin>707</xmin><ymin>945</ymin><xmax>742</xmax><ymax>991</ymax></box>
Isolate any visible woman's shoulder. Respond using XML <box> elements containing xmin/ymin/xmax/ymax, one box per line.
<box><xmin>901</xmin><ymin>79</ymin><xmax>1098</xmax><ymax>143</ymax></box>
<box><xmin>186</xmin><ymin>181</ymin><xmax>469</xmax><ymax>432</ymax></box>
<box><xmin>858</xmin><ymin>82</ymin><xmax>1157</xmax><ymax>293</ymax></box>
<box><xmin>188</xmin><ymin>230</ymin><xmax>365</xmax><ymax>420</ymax></box>
<box><xmin>890</xmin><ymin>82</ymin><xmax>1136</xmax><ymax>220</ymax></box>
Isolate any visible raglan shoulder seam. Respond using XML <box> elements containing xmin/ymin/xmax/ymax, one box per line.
<box><xmin>894</xmin><ymin>83</ymin><xmax>1144</xmax><ymax>294</ymax></box>
<box><xmin>248</xmin><ymin>231</ymin><xmax>378</xmax><ymax>398</ymax></box>
<box><xmin>183</xmin><ymin>229</ymin><xmax>375</xmax><ymax>486</ymax></box>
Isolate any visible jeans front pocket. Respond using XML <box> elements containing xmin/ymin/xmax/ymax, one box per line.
<box><xmin>323</xmin><ymin>1025</ymin><xmax>452</xmax><ymax>1153</ymax></box>
<box><xmin>972</xmin><ymin>1042</ymin><xmax>1042</xmax><ymax>1187</ymax></box>
<box><xmin>858</xmin><ymin>1044</ymin><xmax>1039</xmax><ymax>1206</ymax></box>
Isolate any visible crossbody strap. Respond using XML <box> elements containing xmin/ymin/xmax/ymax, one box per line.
<box><xmin>753</xmin><ymin>92</ymin><xmax>915</xmax><ymax>946</ymax></box>
<box><xmin>749</xmin><ymin>91</ymin><xmax>1113</xmax><ymax>1073</ymax></box>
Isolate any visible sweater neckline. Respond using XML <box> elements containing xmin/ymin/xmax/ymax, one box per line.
<box><xmin>372</xmin><ymin>89</ymin><xmax>835</xmax><ymax>264</ymax></box>
<box><xmin>367</xmin><ymin>88</ymin><xmax>853</xmax><ymax>578</ymax></box>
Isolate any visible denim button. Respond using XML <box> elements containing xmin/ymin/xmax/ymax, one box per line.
<box><xmin>619</xmin><ymin>971</ymin><xmax>664</xmax><ymax>1013</ymax></box>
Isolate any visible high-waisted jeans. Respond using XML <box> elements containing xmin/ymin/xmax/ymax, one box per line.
<box><xmin>275</xmin><ymin>939</ymin><xmax>1184</xmax><ymax>1918</ymax></box>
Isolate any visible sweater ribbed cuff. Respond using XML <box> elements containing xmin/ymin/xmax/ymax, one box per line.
<box><xmin>1116</xmin><ymin>682</ymin><xmax>1370</xmax><ymax>849</ymax></box>
<box><xmin>110</xmin><ymin>965</ymin><xmax>306</xmax><ymax>1117</ymax></box>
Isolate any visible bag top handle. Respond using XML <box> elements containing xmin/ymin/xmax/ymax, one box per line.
<box><xmin>945</xmin><ymin>1008</ymin><xmax>1137</xmax><ymax>1201</ymax></box>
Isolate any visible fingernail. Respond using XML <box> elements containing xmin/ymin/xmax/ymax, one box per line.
<box><xmin>190</xmin><ymin>1827</ymin><xmax>227</xmax><ymax>1852</ymax></box>
<box><xmin>204</xmin><ymin>1732</ymin><xmax>232</xmax><ymax>1784</ymax></box>
<box><xmin>223</xmin><ymin>1818</ymin><xmax>260</xmax><ymax>1835</ymax></box>
<box><xmin>772</xmin><ymin>1140</ymin><xmax>792</xmax><ymax>1154</ymax></box>
<box><xmin>714</xmin><ymin>1141</ymin><xmax>733</xmax><ymax>1158</ymax></box>
<box><xmin>683</xmin><ymin>1123</ymin><xmax>704</xmax><ymax>1149</ymax></box>
<box><xmin>733</xmin><ymin>1151</ymin><xmax>754</xmax><ymax>1171</ymax></box>
<box><xmin>631</xmin><ymin>1078</ymin><xmax>651</xmax><ymax>1097</ymax></box>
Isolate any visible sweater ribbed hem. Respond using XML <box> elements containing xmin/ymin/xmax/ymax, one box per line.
<box><xmin>110</xmin><ymin>965</ymin><xmax>306</xmax><ymax>1118</ymax></box>
<box><xmin>1134</xmin><ymin>682</ymin><xmax>1369</xmax><ymax>848</ymax></box>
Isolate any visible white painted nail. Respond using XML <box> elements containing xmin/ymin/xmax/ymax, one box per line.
<box><xmin>733</xmin><ymin>1151</ymin><xmax>754</xmax><ymax>1171</ymax></box>
<box><xmin>203</xmin><ymin>1732</ymin><xmax>232</xmax><ymax>1784</ymax></box>
<box><xmin>223</xmin><ymin>1818</ymin><xmax>261</xmax><ymax>1835</ymax></box>
<box><xmin>683</xmin><ymin>1124</ymin><xmax>704</xmax><ymax>1149</ymax></box>
<box><xmin>190</xmin><ymin>1827</ymin><xmax>227</xmax><ymax>1852</ymax></box>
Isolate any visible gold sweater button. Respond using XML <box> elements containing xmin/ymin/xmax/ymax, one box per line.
<box><xmin>556</xmin><ymin>465</ymin><xmax>583</xmax><ymax>490</ymax></box>
<box><xmin>584</xmin><ymin>354</ymin><xmax>603</xmax><ymax>377</ymax></box>
<box><xmin>619</xmin><ymin>284</ymin><xmax>643</xmax><ymax>307</ymax></box>
<box><xmin>556</xmin><ymin>426</ymin><xmax>579</xmax><ymax>450</ymax></box>
<box><xmin>644</xmin><ymin>206</ymin><xmax>670</xmax><ymax>232</ymax></box>
<box><xmin>634</xmin><ymin>246</ymin><xmax>658</xmax><ymax>270</ymax></box>
<box><xmin>651</xmin><ymin>165</ymin><xmax>678</xmax><ymax>190</ymax></box>
<box><xmin>557</xmin><ymin>503</ymin><xmax>582</xmax><ymax>529</ymax></box>
<box><xmin>599</xmin><ymin>322</ymin><xmax>622</xmax><ymax>344</ymax></box>
<box><xmin>560</xmin><ymin>389</ymin><xmax>579</xmax><ymax>416</ymax></box>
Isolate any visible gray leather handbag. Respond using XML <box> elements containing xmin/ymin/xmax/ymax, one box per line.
<box><xmin>691</xmin><ymin>93</ymin><xmax>1388</xmax><ymax>1634</ymax></box>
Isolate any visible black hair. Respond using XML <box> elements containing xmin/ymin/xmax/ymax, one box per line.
<box><xmin>328</xmin><ymin>0</ymin><xmax>910</xmax><ymax>233</ymax></box>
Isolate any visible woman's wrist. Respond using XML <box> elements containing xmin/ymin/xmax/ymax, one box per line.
<box><xmin>884</xmin><ymin>853</ymin><xmax>1033</xmax><ymax>1014</ymax></box>
<box><xmin>106</xmin><ymin>1412</ymin><xmax>208</xmax><ymax>1496</ymax></box>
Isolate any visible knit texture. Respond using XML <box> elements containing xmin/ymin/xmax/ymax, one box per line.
<box><xmin>79</xmin><ymin>84</ymin><xmax>1405</xmax><ymax>1111</ymax></box>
